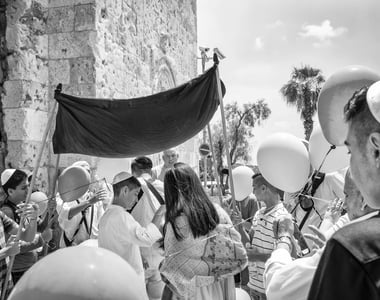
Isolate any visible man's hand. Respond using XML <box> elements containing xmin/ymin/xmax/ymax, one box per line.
<box><xmin>88</xmin><ymin>189</ymin><xmax>108</xmax><ymax>205</ymax></box>
<box><xmin>324</xmin><ymin>198</ymin><xmax>344</xmax><ymax>224</ymax></box>
<box><xmin>273</xmin><ymin>214</ymin><xmax>294</xmax><ymax>239</ymax></box>
<box><xmin>5</xmin><ymin>235</ymin><xmax>20</xmax><ymax>257</ymax></box>
<box><xmin>230</xmin><ymin>206</ymin><xmax>243</xmax><ymax>225</ymax></box>
<box><xmin>41</xmin><ymin>228</ymin><xmax>53</xmax><ymax>243</ymax></box>
<box><xmin>16</xmin><ymin>203</ymin><xmax>39</xmax><ymax>220</ymax></box>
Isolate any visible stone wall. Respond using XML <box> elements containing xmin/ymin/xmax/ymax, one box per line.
<box><xmin>1</xmin><ymin>0</ymin><xmax>198</xmax><ymax>193</ymax></box>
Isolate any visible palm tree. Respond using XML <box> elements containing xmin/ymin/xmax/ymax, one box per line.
<box><xmin>280</xmin><ymin>65</ymin><xmax>325</xmax><ymax>140</ymax></box>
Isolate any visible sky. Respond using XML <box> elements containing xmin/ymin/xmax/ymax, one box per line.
<box><xmin>197</xmin><ymin>0</ymin><xmax>380</xmax><ymax>163</ymax></box>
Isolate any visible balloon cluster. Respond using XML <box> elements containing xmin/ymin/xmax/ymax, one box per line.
<box><xmin>257</xmin><ymin>65</ymin><xmax>380</xmax><ymax>193</ymax></box>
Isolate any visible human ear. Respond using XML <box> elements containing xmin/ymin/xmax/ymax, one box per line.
<box><xmin>8</xmin><ymin>188</ymin><xmax>14</xmax><ymax>197</ymax></box>
<box><xmin>368</xmin><ymin>132</ymin><xmax>380</xmax><ymax>163</ymax></box>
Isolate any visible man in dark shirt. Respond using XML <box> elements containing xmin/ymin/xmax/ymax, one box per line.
<box><xmin>308</xmin><ymin>85</ymin><xmax>380</xmax><ymax>300</ymax></box>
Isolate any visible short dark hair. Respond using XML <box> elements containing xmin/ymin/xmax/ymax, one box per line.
<box><xmin>131</xmin><ymin>156</ymin><xmax>153</xmax><ymax>176</ymax></box>
<box><xmin>252</xmin><ymin>173</ymin><xmax>281</xmax><ymax>194</ymax></box>
<box><xmin>2</xmin><ymin>169</ymin><xmax>27</xmax><ymax>196</ymax></box>
<box><xmin>112</xmin><ymin>176</ymin><xmax>141</xmax><ymax>197</ymax></box>
<box><xmin>344</xmin><ymin>86</ymin><xmax>380</xmax><ymax>146</ymax></box>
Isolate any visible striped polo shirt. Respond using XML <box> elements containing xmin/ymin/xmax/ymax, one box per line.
<box><xmin>248</xmin><ymin>202</ymin><xmax>289</xmax><ymax>294</ymax></box>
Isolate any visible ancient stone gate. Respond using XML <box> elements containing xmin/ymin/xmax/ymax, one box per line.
<box><xmin>0</xmin><ymin>0</ymin><xmax>199</xmax><ymax>193</ymax></box>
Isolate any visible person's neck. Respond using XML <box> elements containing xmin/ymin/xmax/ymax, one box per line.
<box><xmin>112</xmin><ymin>197</ymin><xmax>126</xmax><ymax>209</ymax></box>
<box><xmin>6</xmin><ymin>197</ymin><xmax>18</xmax><ymax>206</ymax></box>
<box><xmin>263</xmin><ymin>198</ymin><xmax>280</xmax><ymax>213</ymax></box>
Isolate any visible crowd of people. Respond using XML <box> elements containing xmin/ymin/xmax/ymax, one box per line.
<box><xmin>0</xmin><ymin>85</ymin><xmax>380</xmax><ymax>300</ymax></box>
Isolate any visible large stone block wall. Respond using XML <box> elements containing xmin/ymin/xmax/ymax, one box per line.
<box><xmin>3</xmin><ymin>0</ymin><xmax>50</xmax><ymax>191</ymax></box>
<box><xmin>1</xmin><ymin>0</ymin><xmax>198</xmax><ymax>193</ymax></box>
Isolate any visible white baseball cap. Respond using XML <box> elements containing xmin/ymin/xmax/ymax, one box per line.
<box><xmin>112</xmin><ymin>172</ymin><xmax>134</xmax><ymax>185</ymax></box>
<box><xmin>367</xmin><ymin>81</ymin><xmax>380</xmax><ymax>123</ymax></box>
<box><xmin>1</xmin><ymin>169</ymin><xmax>16</xmax><ymax>186</ymax></box>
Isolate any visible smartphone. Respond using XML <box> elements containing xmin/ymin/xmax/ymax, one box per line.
<box><xmin>293</xmin><ymin>222</ymin><xmax>311</xmax><ymax>257</ymax></box>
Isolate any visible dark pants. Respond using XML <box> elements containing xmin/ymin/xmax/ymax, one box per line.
<box><xmin>11</xmin><ymin>270</ymin><xmax>25</xmax><ymax>285</ymax></box>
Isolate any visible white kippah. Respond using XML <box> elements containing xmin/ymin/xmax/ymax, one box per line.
<box><xmin>112</xmin><ymin>172</ymin><xmax>134</xmax><ymax>185</ymax></box>
<box><xmin>1</xmin><ymin>169</ymin><xmax>16</xmax><ymax>186</ymax></box>
<box><xmin>367</xmin><ymin>81</ymin><xmax>380</xmax><ymax>123</ymax></box>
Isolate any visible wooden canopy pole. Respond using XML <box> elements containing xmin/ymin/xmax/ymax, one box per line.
<box><xmin>213</xmin><ymin>53</ymin><xmax>237</xmax><ymax>210</ymax></box>
<box><xmin>199</xmin><ymin>48</ymin><xmax>223</xmax><ymax>204</ymax></box>
<box><xmin>1</xmin><ymin>85</ymin><xmax>60</xmax><ymax>300</ymax></box>
<box><xmin>42</xmin><ymin>153</ymin><xmax>61</xmax><ymax>257</ymax></box>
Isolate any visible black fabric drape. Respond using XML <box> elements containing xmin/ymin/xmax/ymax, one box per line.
<box><xmin>53</xmin><ymin>65</ymin><xmax>223</xmax><ymax>158</ymax></box>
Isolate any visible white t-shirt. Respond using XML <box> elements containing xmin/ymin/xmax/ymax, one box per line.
<box><xmin>98</xmin><ymin>205</ymin><xmax>162</xmax><ymax>277</ymax></box>
<box><xmin>284</xmin><ymin>168</ymin><xmax>345</xmax><ymax>235</ymax></box>
<box><xmin>57</xmin><ymin>193</ymin><xmax>104</xmax><ymax>247</ymax></box>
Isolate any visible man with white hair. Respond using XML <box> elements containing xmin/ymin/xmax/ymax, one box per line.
<box><xmin>152</xmin><ymin>148</ymin><xmax>179</xmax><ymax>181</ymax></box>
<box><xmin>57</xmin><ymin>161</ymin><xmax>108</xmax><ymax>247</ymax></box>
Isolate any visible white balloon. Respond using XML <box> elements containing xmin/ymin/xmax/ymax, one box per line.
<box><xmin>232</xmin><ymin>166</ymin><xmax>254</xmax><ymax>201</ymax></box>
<box><xmin>309</xmin><ymin>125</ymin><xmax>349</xmax><ymax>173</ymax></box>
<box><xmin>30</xmin><ymin>191</ymin><xmax>48</xmax><ymax>216</ymax></box>
<box><xmin>79</xmin><ymin>239</ymin><xmax>98</xmax><ymax>247</ymax></box>
<box><xmin>257</xmin><ymin>133</ymin><xmax>310</xmax><ymax>193</ymax></box>
<box><xmin>235</xmin><ymin>288</ymin><xmax>251</xmax><ymax>300</ymax></box>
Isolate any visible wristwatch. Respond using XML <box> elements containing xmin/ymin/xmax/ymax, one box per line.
<box><xmin>275</xmin><ymin>234</ymin><xmax>293</xmax><ymax>252</ymax></box>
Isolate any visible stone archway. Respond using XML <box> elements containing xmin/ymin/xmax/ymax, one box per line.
<box><xmin>152</xmin><ymin>59</ymin><xmax>176</xmax><ymax>93</ymax></box>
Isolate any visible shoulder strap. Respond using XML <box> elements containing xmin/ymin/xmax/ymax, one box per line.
<box><xmin>298</xmin><ymin>172</ymin><xmax>326</xmax><ymax>230</ymax></box>
<box><xmin>63</xmin><ymin>215</ymin><xmax>86</xmax><ymax>246</ymax></box>
<box><xmin>81</xmin><ymin>206</ymin><xmax>94</xmax><ymax>236</ymax></box>
<box><xmin>145</xmin><ymin>180</ymin><xmax>165</xmax><ymax>205</ymax></box>
<box><xmin>310</xmin><ymin>172</ymin><xmax>325</xmax><ymax>196</ymax></box>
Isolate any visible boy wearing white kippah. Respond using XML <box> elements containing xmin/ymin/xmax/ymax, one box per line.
<box><xmin>98</xmin><ymin>172</ymin><xmax>165</xmax><ymax>300</ymax></box>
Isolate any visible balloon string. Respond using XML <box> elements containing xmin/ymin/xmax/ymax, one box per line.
<box><xmin>291</xmin><ymin>144</ymin><xmax>337</xmax><ymax>202</ymax></box>
<box><xmin>316</xmin><ymin>145</ymin><xmax>336</xmax><ymax>174</ymax></box>
<box><xmin>297</xmin><ymin>194</ymin><xmax>333</xmax><ymax>204</ymax></box>
<box><xmin>165</xmin><ymin>216</ymin><xmax>254</xmax><ymax>258</ymax></box>
<box><xmin>32</xmin><ymin>178</ymin><xmax>111</xmax><ymax>220</ymax></box>
<box><xmin>32</xmin><ymin>178</ymin><xmax>111</xmax><ymax>204</ymax></box>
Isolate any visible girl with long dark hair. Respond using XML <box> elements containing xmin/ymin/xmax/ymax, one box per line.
<box><xmin>160</xmin><ymin>163</ymin><xmax>247</xmax><ymax>300</ymax></box>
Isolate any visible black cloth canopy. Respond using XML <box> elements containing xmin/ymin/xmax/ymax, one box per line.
<box><xmin>53</xmin><ymin>65</ymin><xmax>224</xmax><ymax>158</ymax></box>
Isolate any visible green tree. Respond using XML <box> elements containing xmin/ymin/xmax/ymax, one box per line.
<box><xmin>211</xmin><ymin>99</ymin><xmax>271</xmax><ymax>187</ymax></box>
<box><xmin>280</xmin><ymin>65</ymin><xmax>325</xmax><ymax>140</ymax></box>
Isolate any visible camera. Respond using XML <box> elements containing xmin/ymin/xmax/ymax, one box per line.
<box><xmin>213</xmin><ymin>48</ymin><xmax>226</xmax><ymax>60</ymax></box>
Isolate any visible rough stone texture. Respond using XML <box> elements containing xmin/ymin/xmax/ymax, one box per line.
<box><xmin>2</xmin><ymin>0</ymin><xmax>199</xmax><ymax>193</ymax></box>
<box><xmin>48</xmin><ymin>31</ymin><xmax>96</xmax><ymax>59</ymax></box>
<box><xmin>74</xmin><ymin>3</ymin><xmax>96</xmax><ymax>31</ymax></box>
<box><xmin>2</xmin><ymin>80</ymin><xmax>48</xmax><ymax>110</ymax></box>
<box><xmin>46</xmin><ymin>6</ymin><xmax>75</xmax><ymax>33</ymax></box>
<box><xmin>3</xmin><ymin>0</ymin><xmax>50</xmax><ymax>191</ymax></box>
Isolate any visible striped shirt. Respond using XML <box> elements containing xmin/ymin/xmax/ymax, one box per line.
<box><xmin>248</xmin><ymin>202</ymin><xmax>289</xmax><ymax>293</ymax></box>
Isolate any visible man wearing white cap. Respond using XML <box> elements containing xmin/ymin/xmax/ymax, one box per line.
<box><xmin>308</xmin><ymin>84</ymin><xmax>380</xmax><ymax>299</ymax></box>
<box><xmin>98</xmin><ymin>172</ymin><xmax>165</xmax><ymax>299</ymax></box>
<box><xmin>57</xmin><ymin>161</ymin><xmax>108</xmax><ymax>247</ymax></box>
